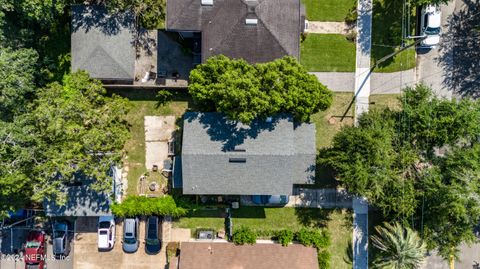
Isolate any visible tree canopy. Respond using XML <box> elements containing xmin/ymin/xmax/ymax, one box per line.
<box><xmin>319</xmin><ymin>85</ymin><xmax>480</xmax><ymax>259</ymax></box>
<box><xmin>0</xmin><ymin>72</ymin><xmax>131</xmax><ymax>216</ymax></box>
<box><xmin>107</xmin><ymin>0</ymin><xmax>166</xmax><ymax>29</ymax></box>
<box><xmin>188</xmin><ymin>55</ymin><xmax>333</xmax><ymax>123</ymax></box>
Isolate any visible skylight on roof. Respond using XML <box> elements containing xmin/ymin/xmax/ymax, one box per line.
<box><xmin>229</xmin><ymin>158</ymin><xmax>246</xmax><ymax>163</ymax></box>
<box><xmin>201</xmin><ymin>0</ymin><xmax>213</xmax><ymax>6</ymax></box>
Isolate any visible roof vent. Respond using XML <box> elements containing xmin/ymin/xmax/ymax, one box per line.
<box><xmin>201</xmin><ymin>0</ymin><xmax>213</xmax><ymax>6</ymax></box>
<box><xmin>245</xmin><ymin>18</ymin><xmax>258</xmax><ymax>25</ymax></box>
<box><xmin>266</xmin><ymin>117</ymin><xmax>273</xmax><ymax>123</ymax></box>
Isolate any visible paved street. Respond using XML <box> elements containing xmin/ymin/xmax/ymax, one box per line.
<box><xmin>416</xmin><ymin>0</ymin><xmax>456</xmax><ymax>99</ymax></box>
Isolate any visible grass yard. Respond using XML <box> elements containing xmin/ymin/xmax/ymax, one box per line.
<box><xmin>301</xmin><ymin>34</ymin><xmax>356</xmax><ymax>72</ymax></box>
<box><xmin>369</xmin><ymin>93</ymin><xmax>402</xmax><ymax>111</ymax></box>
<box><xmin>110</xmin><ymin>89</ymin><xmax>193</xmax><ymax>195</ymax></box>
<box><xmin>301</xmin><ymin>0</ymin><xmax>356</xmax><ymax>22</ymax></box>
<box><xmin>173</xmin><ymin>207</ymin><xmax>352</xmax><ymax>269</ymax></box>
<box><xmin>311</xmin><ymin>92</ymin><xmax>354</xmax><ymax>149</ymax></box>
<box><xmin>371</xmin><ymin>0</ymin><xmax>416</xmax><ymax>72</ymax></box>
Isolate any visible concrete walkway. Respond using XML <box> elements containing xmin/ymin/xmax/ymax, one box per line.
<box><xmin>311</xmin><ymin>69</ymin><xmax>415</xmax><ymax>94</ymax></box>
<box><xmin>286</xmin><ymin>188</ymin><xmax>353</xmax><ymax>208</ymax></box>
<box><xmin>353</xmin><ymin>197</ymin><xmax>369</xmax><ymax>269</ymax></box>
<box><xmin>306</xmin><ymin>21</ymin><xmax>350</xmax><ymax>34</ymax></box>
<box><xmin>354</xmin><ymin>0</ymin><xmax>373</xmax><ymax>125</ymax></box>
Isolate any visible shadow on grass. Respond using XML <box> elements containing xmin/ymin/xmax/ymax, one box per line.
<box><xmin>344</xmin><ymin>240</ymin><xmax>354</xmax><ymax>265</ymax></box>
<box><xmin>371</xmin><ymin>0</ymin><xmax>406</xmax><ymax>68</ymax></box>
<box><xmin>294</xmin><ymin>208</ymin><xmax>332</xmax><ymax>228</ymax></box>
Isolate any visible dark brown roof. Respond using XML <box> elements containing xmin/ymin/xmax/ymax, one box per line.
<box><xmin>173</xmin><ymin>242</ymin><xmax>319</xmax><ymax>269</ymax></box>
<box><xmin>166</xmin><ymin>0</ymin><xmax>303</xmax><ymax>63</ymax></box>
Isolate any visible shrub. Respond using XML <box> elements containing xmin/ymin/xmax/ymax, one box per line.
<box><xmin>317</xmin><ymin>249</ymin><xmax>331</xmax><ymax>269</ymax></box>
<box><xmin>111</xmin><ymin>195</ymin><xmax>187</xmax><ymax>217</ymax></box>
<box><xmin>277</xmin><ymin>229</ymin><xmax>294</xmax><ymax>246</ymax></box>
<box><xmin>296</xmin><ymin>228</ymin><xmax>331</xmax><ymax>249</ymax></box>
<box><xmin>166</xmin><ymin>242</ymin><xmax>179</xmax><ymax>260</ymax></box>
<box><xmin>345</xmin><ymin>4</ymin><xmax>358</xmax><ymax>25</ymax></box>
<box><xmin>233</xmin><ymin>226</ymin><xmax>257</xmax><ymax>245</ymax></box>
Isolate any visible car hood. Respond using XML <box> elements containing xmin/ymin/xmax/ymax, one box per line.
<box><xmin>123</xmin><ymin>242</ymin><xmax>138</xmax><ymax>253</ymax></box>
<box><xmin>422</xmin><ymin>35</ymin><xmax>440</xmax><ymax>46</ymax></box>
<box><xmin>24</xmin><ymin>247</ymin><xmax>41</xmax><ymax>262</ymax></box>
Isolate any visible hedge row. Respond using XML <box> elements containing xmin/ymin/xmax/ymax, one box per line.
<box><xmin>111</xmin><ymin>195</ymin><xmax>187</xmax><ymax>217</ymax></box>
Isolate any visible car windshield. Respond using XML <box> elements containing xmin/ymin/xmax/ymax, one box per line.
<box><xmin>124</xmin><ymin>237</ymin><xmax>136</xmax><ymax>244</ymax></box>
<box><xmin>53</xmin><ymin>231</ymin><xmax>65</xmax><ymax>239</ymax></box>
<box><xmin>99</xmin><ymin>230</ymin><xmax>108</xmax><ymax>235</ymax></box>
<box><xmin>425</xmin><ymin>26</ymin><xmax>440</xmax><ymax>35</ymax></box>
<box><xmin>99</xmin><ymin>221</ymin><xmax>110</xmax><ymax>229</ymax></box>
<box><xmin>25</xmin><ymin>241</ymin><xmax>40</xmax><ymax>248</ymax></box>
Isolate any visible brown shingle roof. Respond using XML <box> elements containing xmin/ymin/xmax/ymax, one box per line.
<box><xmin>175</xmin><ymin>242</ymin><xmax>319</xmax><ymax>269</ymax></box>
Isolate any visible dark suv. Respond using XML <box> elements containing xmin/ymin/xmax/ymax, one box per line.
<box><xmin>145</xmin><ymin>216</ymin><xmax>161</xmax><ymax>254</ymax></box>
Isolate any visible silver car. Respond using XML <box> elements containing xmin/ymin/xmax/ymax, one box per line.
<box><xmin>122</xmin><ymin>218</ymin><xmax>139</xmax><ymax>253</ymax></box>
<box><xmin>52</xmin><ymin>221</ymin><xmax>71</xmax><ymax>257</ymax></box>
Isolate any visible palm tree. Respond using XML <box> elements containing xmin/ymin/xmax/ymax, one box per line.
<box><xmin>371</xmin><ymin>222</ymin><xmax>426</xmax><ymax>269</ymax></box>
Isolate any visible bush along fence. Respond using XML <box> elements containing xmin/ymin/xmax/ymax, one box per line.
<box><xmin>232</xmin><ymin>227</ymin><xmax>331</xmax><ymax>268</ymax></box>
<box><xmin>111</xmin><ymin>195</ymin><xmax>187</xmax><ymax>217</ymax></box>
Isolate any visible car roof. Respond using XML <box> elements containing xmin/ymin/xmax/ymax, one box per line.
<box><xmin>124</xmin><ymin>218</ymin><xmax>137</xmax><ymax>235</ymax></box>
<box><xmin>53</xmin><ymin>238</ymin><xmax>64</xmax><ymax>252</ymax></box>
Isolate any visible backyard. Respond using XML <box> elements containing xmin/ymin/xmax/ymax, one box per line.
<box><xmin>173</xmin><ymin>207</ymin><xmax>353</xmax><ymax>269</ymax></box>
<box><xmin>301</xmin><ymin>34</ymin><xmax>356</xmax><ymax>72</ymax></box>
<box><xmin>110</xmin><ymin>89</ymin><xmax>193</xmax><ymax>195</ymax></box>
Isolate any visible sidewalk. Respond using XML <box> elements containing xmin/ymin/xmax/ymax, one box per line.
<box><xmin>311</xmin><ymin>70</ymin><xmax>416</xmax><ymax>94</ymax></box>
<box><xmin>353</xmin><ymin>197</ymin><xmax>369</xmax><ymax>269</ymax></box>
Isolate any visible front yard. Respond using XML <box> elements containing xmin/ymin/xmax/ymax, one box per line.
<box><xmin>173</xmin><ymin>207</ymin><xmax>352</xmax><ymax>269</ymax></box>
<box><xmin>371</xmin><ymin>0</ymin><xmax>416</xmax><ymax>72</ymax></box>
<box><xmin>301</xmin><ymin>0</ymin><xmax>356</xmax><ymax>21</ymax></box>
<box><xmin>301</xmin><ymin>34</ymin><xmax>356</xmax><ymax>72</ymax></box>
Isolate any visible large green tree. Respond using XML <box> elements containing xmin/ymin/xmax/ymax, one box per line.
<box><xmin>0</xmin><ymin>71</ymin><xmax>131</xmax><ymax>215</ymax></box>
<box><xmin>0</xmin><ymin>47</ymin><xmax>38</xmax><ymax>120</ymax></box>
<box><xmin>189</xmin><ymin>55</ymin><xmax>333</xmax><ymax>123</ymax></box>
<box><xmin>371</xmin><ymin>222</ymin><xmax>426</xmax><ymax>269</ymax></box>
<box><xmin>107</xmin><ymin>0</ymin><xmax>166</xmax><ymax>29</ymax></box>
<box><xmin>319</xmin><ymin>85</ymin><xmax>480</xmax><ymax>261</ymax></box>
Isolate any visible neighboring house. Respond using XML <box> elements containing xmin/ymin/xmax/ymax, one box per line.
<box><xmin>174</xmin><ymin>112</ymin><xmax>316</xmax><ymax>197</ymax></box>
<box><xmin>166</xmin><ymin>0</ymin><xmax>305</xmax><ymax>63</ymax></box>
<box><xmin>169</xmin><ymin>242</ymin><xmax>319</xmax><ymax>269</ymax></box>
<box><xmin>43</xmin><ymin>168</ymin><xmax>122</xmax><ymax>217</ymax></box>
<box><xmin>71</xmin><ymin>5</ymin><xmax>136</xmax><ymax>84</ymax></box>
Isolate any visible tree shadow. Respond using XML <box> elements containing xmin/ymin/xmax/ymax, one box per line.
<box><xmin>437</xmin><ymin>0</ymin><xmax>480</xmax><ymax>98</ymax></box>
<box><xmin>370</xmin><ymin>0</ymin><xmax>405</xmax><ymax>68</ymax></box>
<box><xmin>183</xmin><ymin>112</ymin><xmax>282</xmax><ymax>152</ymax></box>
<box><xmin>294</xmin><ymin>208</ymin><xmax>332</xmax><ymax>228</ymax></box>
<box><xmin>71</xmin><ymin>5</ymin><xmax>134</xmax><ymax>36</ymax></box>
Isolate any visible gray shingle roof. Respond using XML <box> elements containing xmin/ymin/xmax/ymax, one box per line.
<box><xmin>71</xmin><ymin>5</ymin><xmax>135</xmax><ymax>81</ymax></box>
<box><xmin>181</xmin><ymin>112</ymin><xmax>316</xmax><ymax>195</ymax></box>
<box><xmin>166</xmin><ymin>0</ymin><xmax>302</xmax><ymax>63</ymax></box>
<box><xmin>43</xmin><ymin>179</ymin><xmax>112</xmax><ymax>217</ymax></box>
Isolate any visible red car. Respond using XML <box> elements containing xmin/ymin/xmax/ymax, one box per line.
<box><xmin>24</xmin><ymin>230</ymin><xmax>47</xmax><ymax>269</ymax></box>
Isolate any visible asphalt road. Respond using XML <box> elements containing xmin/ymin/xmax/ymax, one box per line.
<box><xmin>416</xmin><ymin>1</ymin><xmax>456</xmax><ymax>99</ymax></box>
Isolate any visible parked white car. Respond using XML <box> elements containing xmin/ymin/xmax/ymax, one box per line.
<box><xmin>420</xmin><ymin>5</ymin><xmax>442</xmax><ymax>48</ymax></box>
<box><xmin>98</xmin><ymin>216</ymin><xmax>115</xmax><ymax>250</ymax></box>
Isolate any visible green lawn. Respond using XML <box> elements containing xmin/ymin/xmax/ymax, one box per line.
<box><xmin>369</xmin><ymin>94</ymin><xmax>401</xmax><ymax>111</ymax></box>
<box><xmin>311</xmin><ymin>92</ymin><xmax>354</xmax><ymax>149</ymax></box>
<box><xmin>371</xmin><ymin>0</ymin><xmax>416</xmax><ymax>72</ymax></box>
<box><xmin>110</xmin><ymin>89</ymin><xmax>192</xmax><ymax>195</ymax></box>
<box><xmin>174</xmin><ymin>207</ymin><xmax>352</xmax><ymax>269</ymax></box>
<box><xmin>301</xmin><ymin>0</ymin><xmax>356</xmax><ymax>22</ymax></box>
<box><xmin>301</xmin><ymin>34</ymin><xmax>356</xmax><ymax>72</ymax></box>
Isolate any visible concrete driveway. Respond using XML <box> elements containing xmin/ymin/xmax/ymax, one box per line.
<box><xmin>423</xmin><ymin>242</ymin><xmax>480</xmax><ymax>269</ymax></box>
<box><xmin>416</xmin><ymin>0</ymin><xmax>456</xmax><ymax>99</ymax></box>
<box><xmin>73</xmin><ymin>217</ymin><xmax>167</xmax><ymax>269</ymax></box>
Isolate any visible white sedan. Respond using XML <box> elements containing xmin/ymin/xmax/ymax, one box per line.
<box><xmin>420</xmin><ymin>5</ymin><xmax>442</xmax><ymax>48</ymax></box>
<box><xmin>98</xmin><ymin>215</ymin><xmax>115</xmax><ymax>250</ymax></box>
